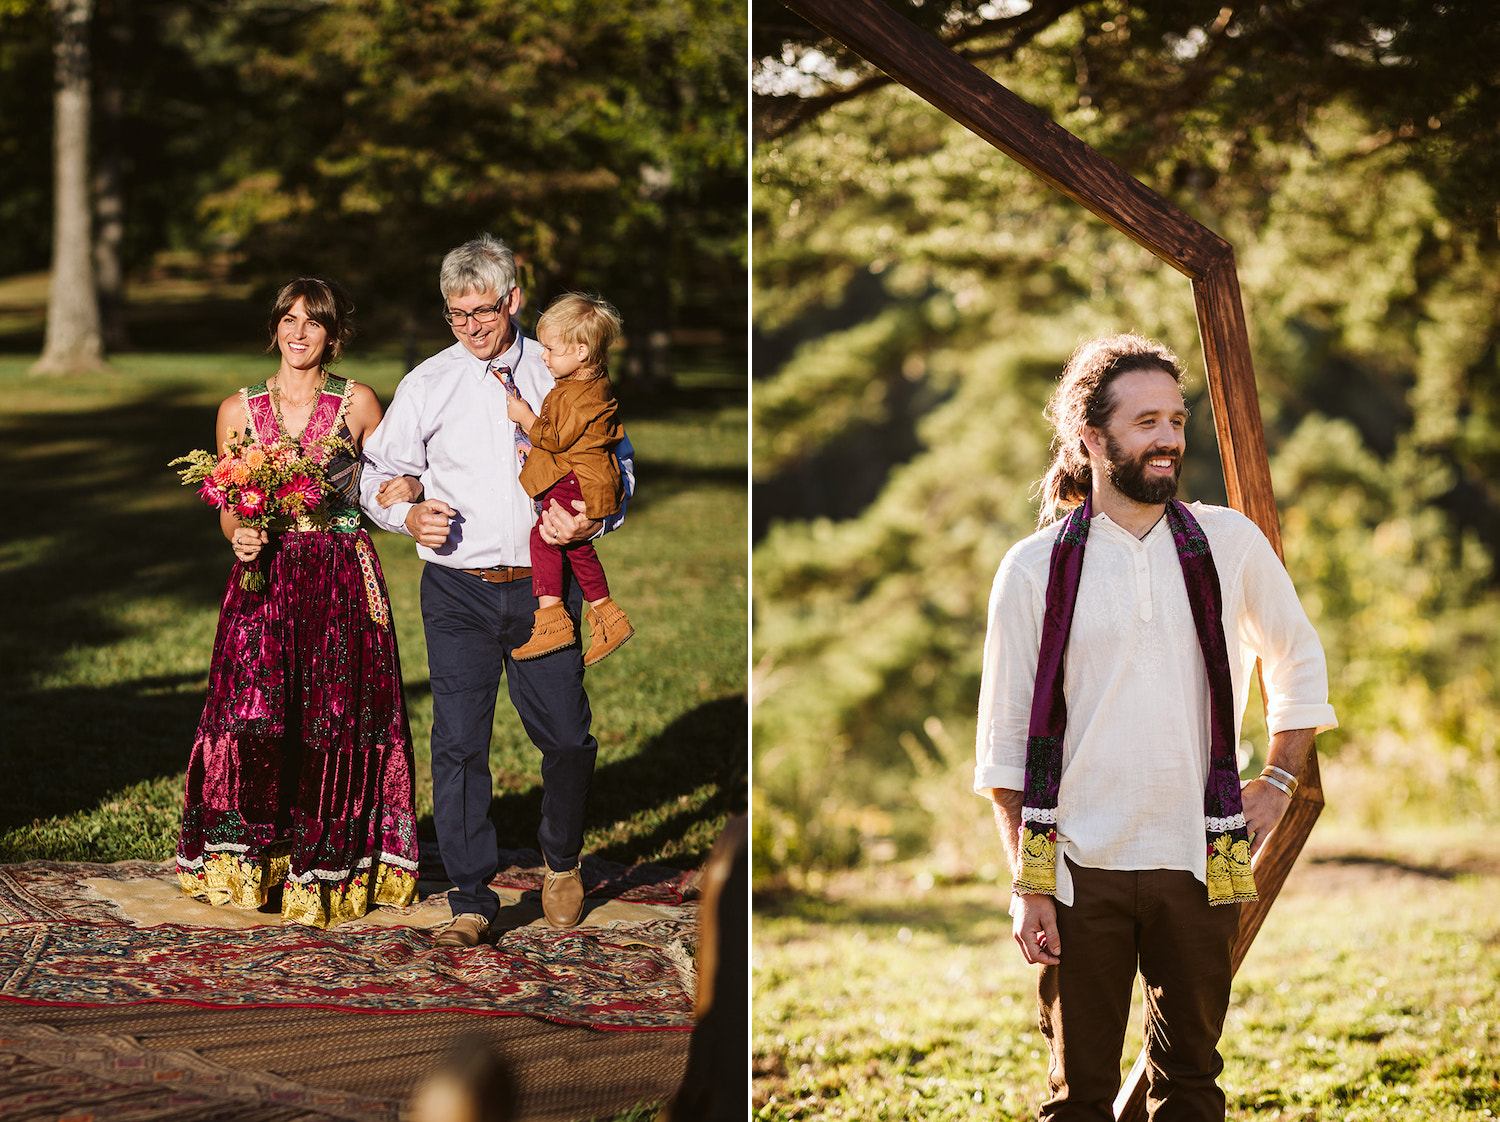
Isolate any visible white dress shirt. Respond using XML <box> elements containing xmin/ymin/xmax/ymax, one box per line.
<box><xmin>973</xmin><ymin>502</ymin><xmax>1337</xmax><ymax>905</ymax></box>
<box><xmin>359</xmin><ymin>329</ymin><xmax>633</xmax><ymax>569</ymax></box>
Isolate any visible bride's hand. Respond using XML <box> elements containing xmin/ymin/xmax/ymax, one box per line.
<box><xmin>376</xmin><ymin>474</ymin><xmax>424</xmax><ymax>508</ymax></box>
<box><xmin>232</xmin><ymin>527</ymin><xmax>268</xmax><ymax>562</ymax></box>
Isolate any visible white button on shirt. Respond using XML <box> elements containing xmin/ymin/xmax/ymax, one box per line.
<box><xmin>358</xmin><ymin>331</ymin><xmax>633</xmax><ymax>569</ymax></box>
<box><xmin>973</xmin><ymin>503</ymin><xmax>1337</xmax><ymax>905</ymax></box>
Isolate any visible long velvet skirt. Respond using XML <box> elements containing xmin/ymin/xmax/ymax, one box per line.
<box><xmin>176</xmin><ymin>528</ymin><xmax>419</xmax><ymax>928</ymax></box>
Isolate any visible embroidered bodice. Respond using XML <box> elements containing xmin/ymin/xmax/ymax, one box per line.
<box><xmin>241</xmin><ymin>374</ymin><xmax>360</xmax><ymax>531</ymax></box>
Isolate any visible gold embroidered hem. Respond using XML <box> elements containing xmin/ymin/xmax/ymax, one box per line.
<box><xmin>179</xmin><ymin>851</ymin><xmax>416</xmax><ymax>928</ymax></box>
<box><xmin>1014</xmin><ymin>826</ymin><xmax>1058</xmax><ymax>895</ymax></box>
<box><xmin>178</xmin><ymin>848</ymin><xmax>292</xmax><ymax>911</ymax></box>
<box><xmin>1205</xmin><ymin>833</ymin><xmax>1257</xmax><ymax>905</ymax></box>
<box><xmin>282</xmin><ymin>862</ymin><xmax>416</xmax><ymax>929</ymax></box>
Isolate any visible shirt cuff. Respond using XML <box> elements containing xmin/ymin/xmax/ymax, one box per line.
<box><xmin>1266</xmin><ymin>703</ymin><xmax>1339</xmax><ymax>737</ymax></box>
<box><xmin>973</xmin><ymin>763</ymin><xmax>1026</xmax><ymax>795</ymax></box>
<box><xmin>371</xmin><ymin>500</ymin><xmax>415</xmax><ymax>537</ymax></box>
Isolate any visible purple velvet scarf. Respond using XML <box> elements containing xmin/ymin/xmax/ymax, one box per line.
<box><xmin>1015</xmin><ymin>496</ymin><xmax>1257</xmax><ymax>906</ymax></box>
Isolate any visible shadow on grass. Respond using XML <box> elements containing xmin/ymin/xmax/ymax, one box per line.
<box><xmin>475</xmin><ymin>695</ymin><xmax>748</xmax><ymax>871</ymax></box>
<box><xmin>752</xmin><ymin>887</ymin><xmax>1009</xmax><ymax>944</ymax></box>
<box><xmin>1307</xmin><ymin>852</ymin><xmax>1463</xmax><ymax>880</ymax></box>
<box><xmin>0</xmin><ymin>675</ymin><xmax>205</xmax><ymax>831</ymax></box>
<box><xmin>2</xmin><ymin>368</ymin><xmax>744</xmax><ymax>860</ymax></box>
<box><xmin>0</xmin><ymin>391</ymin><xmax>237</xmax><ymax>832</ymax></box>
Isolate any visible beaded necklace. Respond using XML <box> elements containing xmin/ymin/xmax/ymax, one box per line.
<box><xmin>270</xmin><ymin>370</ymin><xmax>327</xmax><ymax>442</ymax></box>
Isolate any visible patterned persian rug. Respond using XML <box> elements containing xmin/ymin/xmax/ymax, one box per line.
<box><xmin>0</xmin><ymin>851</ymin><xmax>699</xmax><ymax>1031</ymax></box>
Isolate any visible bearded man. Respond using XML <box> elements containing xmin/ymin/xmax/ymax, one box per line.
<box><xmin>974</xmin><ymin>333</ymin><xmax>1337</xmax><ymax>1120</ymax></box>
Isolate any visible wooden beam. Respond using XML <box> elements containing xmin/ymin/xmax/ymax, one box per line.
<box><xmin>782</xmin><ymin>0</ymin><xmax>1228</xmax><ymax>279</ymax></box>
<box><xmin>774</xmin><ymin>2</ymin><xmax>1320</xmax><ymax>1118</ymax></box>
<box><xmin>1192</xmin><ymin>261</ymin><xmax>1281</xmax><ymax>556</ymax></box>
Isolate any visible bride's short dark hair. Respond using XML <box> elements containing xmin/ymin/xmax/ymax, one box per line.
<box><xmin>266</xmin><ymin>277</ymin><xmax>356</xmax><ymax>364</ymax></box>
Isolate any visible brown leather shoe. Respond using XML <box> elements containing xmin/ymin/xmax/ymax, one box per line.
<box><xmin>512</xmin><ymin>604</ymin><xmax>575</xmax><ymax>661</ymax></box>
<box><xmin>541</xmin><ymin>865</ymin><xmax>585</xmax><ymax>927</ymax></box>
<box><xmin>583</xmin><ymin>598</ymin><xmax>634</xmax><ymax>667</ymax></box>
<box><xmin>434</xmin><ymin>912</ymin><xmax>490</xmax><ymax>948</ymax></box>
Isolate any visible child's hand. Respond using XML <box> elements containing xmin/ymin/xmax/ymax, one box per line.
<box><xmin>506</xmin><ymin>393</ymin><xmax>537</xmax><ymax>430</ymax></box>
<box><xmin>376</xmin><ymin>474</ymin><xmax>424</xmax><ymax>508</ymax></box>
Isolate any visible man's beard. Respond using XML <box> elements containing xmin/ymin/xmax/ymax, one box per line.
<box><xmin>1103</xmin><ymin>433</ymin><xmax>1181</xmax><ymax>505</ymax></box>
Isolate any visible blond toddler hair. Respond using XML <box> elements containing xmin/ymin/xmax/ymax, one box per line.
<box><xmin>536</xmin><ymin>293</ymin><xmax>623</xmax><ymax>377</ymax></box>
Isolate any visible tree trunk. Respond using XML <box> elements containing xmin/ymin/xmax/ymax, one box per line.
<box><xmin>33</xmin><ymin>0</ymin><xmax>106</xmax><ymax>376</ymax></box>
<box><xmin>93</xmin><ymin>0</ymin><xmax>128</xmax><ymax>350</ymax></box>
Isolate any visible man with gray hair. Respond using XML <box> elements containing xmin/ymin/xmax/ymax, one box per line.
<box><xmin>360</xmin><ymin>234</ymin><xmax>633</xmax><ymax>946</ymax></box>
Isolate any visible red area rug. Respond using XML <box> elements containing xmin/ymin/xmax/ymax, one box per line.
<box><xmin>0</xmin><ymin>853</ymin><xmax>698</xmax><ymax>1032</ymax></box>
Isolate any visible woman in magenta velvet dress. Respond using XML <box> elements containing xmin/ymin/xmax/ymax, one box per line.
<box><xmin>175</xmin><ymin>277</ymin><xmax>420</xmax><ymax>928</ymax></box>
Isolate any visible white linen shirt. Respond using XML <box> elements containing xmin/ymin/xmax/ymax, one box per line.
<box><xmin>973</xmin><ymin>502</ymin><xmax>1337</xmax><ymax>905</ymax></box>
<box><xmin>358</xmin><ymin>329</ymin><xmax>633</xmax><ymax>569</ymax></box>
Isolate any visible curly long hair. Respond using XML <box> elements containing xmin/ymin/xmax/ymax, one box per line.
<box><xmin>1035</xmin><ymin>333</ymin><xmax>1184</xmax><ymax>526</ymax></box>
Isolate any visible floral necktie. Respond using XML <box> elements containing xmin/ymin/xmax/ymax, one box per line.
<box><xmin>491</xmin><ymin>362</ymin><xmax>530</xmax><ymax>471</ymax></box>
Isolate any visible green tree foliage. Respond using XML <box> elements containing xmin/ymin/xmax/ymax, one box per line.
<box><xmin>752</xmin><ymin>3</ymin><xmax>1500</xmax><ymax>880</ymax></box>
<box><xmin>0</xmin><ymin>0</ymin><xmax>745</xmax><ymax>339</ymax></box>
<box><xmin>0</xmin><ymin>0</ymin><xmax>52</xmax><ymax>276</ymax></box>
<box><xmin>199</xmin><ymin>0</ymin><xmax>745</xmax><ymax>333</ymax></box>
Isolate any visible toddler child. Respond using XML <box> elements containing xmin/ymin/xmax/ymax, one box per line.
<box><xmin>506</xmin><ymin>293</ymin><xmax>634</xmax><ymax>665</ymax></box>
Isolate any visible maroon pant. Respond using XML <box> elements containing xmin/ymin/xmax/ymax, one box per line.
<box><xmin>530</xmin><ymin>472</ymin><xmax>609</xmax><ymax>601</ymax></box>
<box><xmin>1037</xmin><ymin>859</ymin><xmax>1241</xmax><ymax>1121</ymax></box>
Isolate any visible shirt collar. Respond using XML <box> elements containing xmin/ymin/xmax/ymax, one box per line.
<box><xmin>1094</xmin><ymin>507</ymin><xmax>1171</xmax><ymax>544</ymax></box>
<box><xmin>462</xmin><ymin>319</ymin><xmax>526</xmax><ymax>380</ymax></box>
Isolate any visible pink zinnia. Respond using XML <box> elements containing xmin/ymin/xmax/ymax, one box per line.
<box><xmin>198</xmin><ymin>478</ymin><xmax>227</xmax><ymax>508</ymax></box>
<box><xmin>276</xmin><ymin>474</ymin><xmax>322</xmax><ymax>514</ymax></box>
<box><xmin>272</xmin><ymin>444</ymin><xmax>300</xmax><ymax>469</ymax></box>
<box><xmin>234</xmin><ymin>486</ymin><xmax>268</xmax><ymax>520</ymax></box>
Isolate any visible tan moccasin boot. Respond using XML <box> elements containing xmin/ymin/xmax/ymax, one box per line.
<box><xmin>582</xmin><ymin>598</ymin><xmax>635</xmax><ymax>667</ymax></box>
<box><xmin>511</xmin><ymin>604</ymin><xmax>575</xmax><ymax>661</ymax></box>
<box><xmin>434</xmin><ymin>912</ymin><xmax>490</xmax><ymax>948</ymax></box>
<box><xmin>541</xmin><ymin>865</ymin><xmax>585</xmax><ymax>927</ymax></box>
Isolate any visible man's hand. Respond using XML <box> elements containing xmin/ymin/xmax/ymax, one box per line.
<box><xmin>539</xmin><ymin>497</ymin><xmax>601</xmax><ymax>546</ymax></box>
<box><xmin>406</xmin><ymin>499</ymin><xmax>456</xmax><ymax>548</ymax></box>
<box><xmin>1012</xmin><ymin>892</ymin><xmax>1062</xmax><ymax>966</ymax></box>
<box><xmin>1240</xmin><ymin>777</ymin><xmax>1292</xmax><ymax>858</ymax></box>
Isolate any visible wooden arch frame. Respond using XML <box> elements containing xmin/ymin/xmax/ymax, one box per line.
<box><xmin>772</xmin><ymin>1</ymin><xmax>1325</xmax><ymax>1116</ymax></box>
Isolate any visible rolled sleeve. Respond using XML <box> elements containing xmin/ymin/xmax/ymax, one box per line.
<box><xmin>1239</xmin><ymin>533</ymin><xmax>1339</xmax><ymax>736</ymax></box>
<box><xmin>973</xmin><ymin>549</ymin><xmax>1042</xmax><ymax>796</ymax></box>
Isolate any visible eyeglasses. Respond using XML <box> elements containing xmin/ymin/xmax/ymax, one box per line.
<box><xmin>442</xmin><ymin>289</ymin><xmax>515</xmax><ymax>327</ymax></box>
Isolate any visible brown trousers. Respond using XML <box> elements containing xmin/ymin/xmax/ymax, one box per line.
<box><xmin>1036</xmin><ymin>860</ymin><xmax>1241</xmax><ymax>1121</ymax></box>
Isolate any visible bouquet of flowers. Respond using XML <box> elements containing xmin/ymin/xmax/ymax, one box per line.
<box><xmin>170</xmin><ymin>430</ymin><xmax>349</xmax><ymax>591</ymax></box>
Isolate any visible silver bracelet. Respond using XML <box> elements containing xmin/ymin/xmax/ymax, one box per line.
<box><xmin>1259</xmin><ymin>766</ymin><xmax>1297</xmax><ymax>798</ymax></box>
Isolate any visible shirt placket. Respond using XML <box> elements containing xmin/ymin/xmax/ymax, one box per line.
<box><xmin>1132</xmin><ymin>536</ymin><xmax>1153</xmax><ymax>622</ymax></box>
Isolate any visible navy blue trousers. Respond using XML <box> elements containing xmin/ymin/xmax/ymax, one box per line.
<box><xmin>421</xmin><ymin>563</ymin><xmax>597</xmax><ymax>921</ymax></box>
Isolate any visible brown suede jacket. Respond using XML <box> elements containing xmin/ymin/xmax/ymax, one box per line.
<box><xmin>518</xmin><ymin>373</ymin><xmax>624</xmax><ymax>518</ymax></box>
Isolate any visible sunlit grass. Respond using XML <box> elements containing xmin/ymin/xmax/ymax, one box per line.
<box><xmin>0</xmin><ymin>353</ymin><xmax>746</xmax><ymax>869</ymax></box>
<box><xmin>754</xmin><ymin>827</ymin><xmax>1500</xmax><ymax>1120</ymax></box>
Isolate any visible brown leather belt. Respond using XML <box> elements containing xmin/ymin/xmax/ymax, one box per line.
<box><xmin>460</xmin><ymin>566</ymin><xmax>533</xmax><ymax>584</ymax></box>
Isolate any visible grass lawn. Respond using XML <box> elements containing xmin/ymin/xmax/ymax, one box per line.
<box><xmin>0</xmin><ymin>350</ymin><xmax>747</xmax><ymax>870</ymax></box>
<box><xmin>754</xmin><ymin>824</ymin><xmax>1500</xmax><ymax>1120</ymax></box>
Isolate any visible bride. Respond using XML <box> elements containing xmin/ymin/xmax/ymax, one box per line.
<box><xmin>175</xmin><ymin>276</ymin><xmax>422</xmax><ymax>928</ymax></box>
